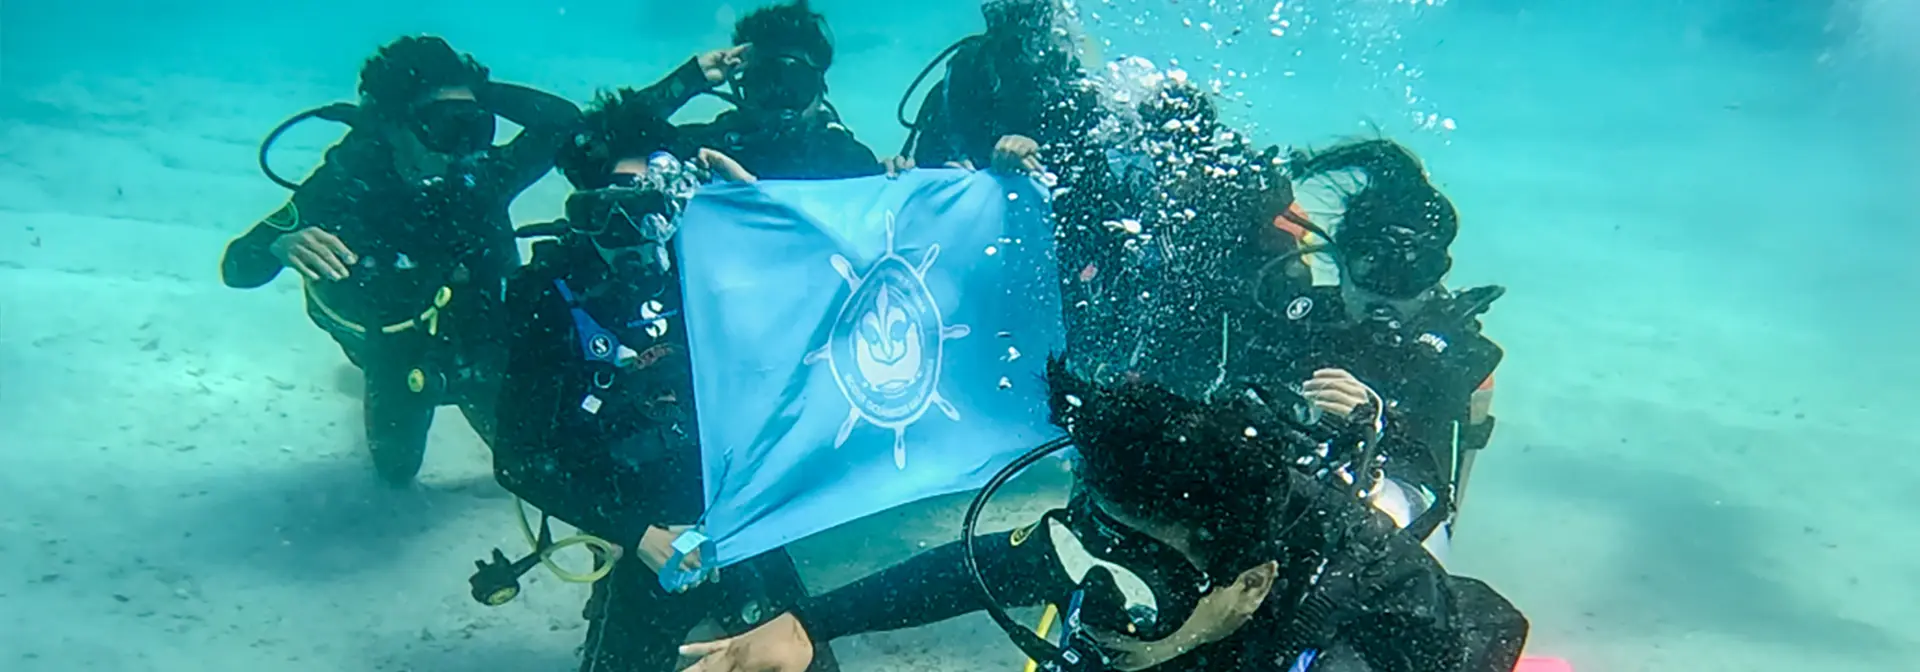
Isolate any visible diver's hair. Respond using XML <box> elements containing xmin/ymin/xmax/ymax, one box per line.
<box><xmin>733</xmin><ymin>0</ymin><xmax>834</xmax><ymax>69</ymax></box>
<box><xmin>1047</xmin><ymin>357</ymin><xmax>1292</xmax><ymax>574</ymax></box>
<box><xmin>357</xmin><ymin>35</ymin><xmax>489</xmax><ymax>118</ymax></box>
<box><xmin>558</xmin><ymin>88</ymin><xmax>683</xmax><ymax>190</ymax></box>
<box><xmin>1289</xmin><ymin>138</ymin><xmax>1457</xmax><ymax>248</ymax></box>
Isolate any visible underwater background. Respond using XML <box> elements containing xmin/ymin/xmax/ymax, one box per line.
<box><xmin>2</xmin><ymin>0</ymin><xmax>1917</xmax><ymax>670</ymax></box>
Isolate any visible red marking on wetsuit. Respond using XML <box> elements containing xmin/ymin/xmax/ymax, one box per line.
<box><xmin>631</xmin><ymin>344</ymin><xmax>680</xmax><ymax>371</ymax></box>
<box><xmin>1271</xmin><ymin>203</ymin><xmax>1315</xmax><ymax>243</ymax></box>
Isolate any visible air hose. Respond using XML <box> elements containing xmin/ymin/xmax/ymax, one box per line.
<box><xmin>469</xmin><ymin>497</ymin><xmax>622</xmax><ymax>607</ymax></box>
<box><xmin>512</xmin><ymin>496</ymin><xmax>621</xmax><ymax>584</ymax></box>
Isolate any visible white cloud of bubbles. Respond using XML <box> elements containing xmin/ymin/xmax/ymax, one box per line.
<box><xmin>1068</xmin><ymin>0</ymin><xmax>1457</xmax><ymax>143</ymax></box>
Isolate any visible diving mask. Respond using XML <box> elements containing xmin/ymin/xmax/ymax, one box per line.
<box><xmin>738</xmin><ymin>52</ymin><xmax>826</xmax><ymax>112</ymax></box>
<box><xmin>1340</xmin><ymin>226</ymin><xmax>1452</xmax><ymax>301</ymax></box>
<box><xmin>412</xmin><ymin>99</ymin><xmax>496</xmax><ymax>155</ymax></box>
<box><xmin>565</xmin><ymin>152</ymin><xmax>704</xmax><ymax>250</ymax></box>
<box><xmin>1051</xmin><ymin>495</ymin><xmax>1214</xmax><ymax>642</ymax></box>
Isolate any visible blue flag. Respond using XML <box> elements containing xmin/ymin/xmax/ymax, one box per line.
<box><xmin>673</xmin><ymin>169</ymin><xmax>1065</xmax><ymax>569</ymax></box>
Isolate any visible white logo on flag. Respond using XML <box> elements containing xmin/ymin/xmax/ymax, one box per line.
<box><xmin>805</xmin><ymin>211</ymin><xmax>970</xmax><ymax>468</ymax></box>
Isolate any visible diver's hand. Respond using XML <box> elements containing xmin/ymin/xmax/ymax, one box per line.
<box><xmin>681</xmin><ymin>612</ymin><xmax>815</xmax><ymax>672</ymax></box>
<box><xmin>991</xmin><ymin>134</ymin><xmax>1043</xmax><ymax>175</ymax></box>
<box><xmin>270</xmin><ymin>228</ymin><xmax>356</xmax><ymax>281</ymax></box>
<box><xmin>696</xmin><ymin>148</ymin><xmax>757</xmax><ymax>183</ymax></box>
<box><xmin>1301</xmin><ymin>368</ymin><xmax>1371</xmax><ymax>420</ymax></box>
<box><xmin>1096</xmin><ymin>561</ymin><xmax>1278</xmax><ymax>670</ymax></box>
<box><xmin>698</xmin><ymin>45</ymin><xmax>751</xmax><ymax>85</ymax></box>
<box><xmin>883</xmin><ymin>155</ymin><xmax>915</xmax><ymax>178</ymax></box>
<box><xmin>638</xmin><ymin>525</ymin><xmax>706</xmax><ymax>576</ymax></box>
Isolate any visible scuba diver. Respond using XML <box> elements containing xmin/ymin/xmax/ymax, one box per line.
<box><xmin>899</xmin><ymin>4</ymin><xmax>1493</xmax><ymax>560</ymax></box>
<box><xmin>896</xmin><ymin>0</ymin><xmax>1092</xmax><ymax>168</ymax></box>
<box><xmin>484</xmin><ymin>92</ymin><xmax>839</xmax><ymax>672</ymax></box>
<box><xmin>219</xmin><ymin>35</ymin><xmax>582</xmax><ymax>485</ymax></box>
<box><xmin>1245</xmin><ymin>138</ymin><xmax>1507</xmax><ymax>562</ymax></box>
<box><xmin>680</xmin><ymin>357</ymin><xmax>1528</xmax><ymax>672</ymax></box>
<box><xmin>673</xmin><ymin>0</ymin><xmax>884</xmax><ymax>179</ymax></box>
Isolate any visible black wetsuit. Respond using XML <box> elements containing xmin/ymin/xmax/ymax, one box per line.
<box><xmin>601</xmin><ymin>57</ymin><xmax>883</xmax><ymax>181</ymax></box>
<box><xmin>791</xmin><ymin>469</ymin><xmax>1527</xmax><ymax>672</ymax></box>
<box><xmin>679</xmin><ymin>106</ymin><xmax>883</xmax><ymax>180</ymax></box>
<box><xmin>220</xmin><ymin>82</ymin><xmax>580</xmax><ymax>484</ymax></box>
<box><xmin>1246</xmin><ymin>281</ymin><xmax>1505</xmax><ymax>514</ymax></box>
<box><xmin>493</xmin><ymin>241</ymin><xmax>841</xmax><ymax>672</ymax></box>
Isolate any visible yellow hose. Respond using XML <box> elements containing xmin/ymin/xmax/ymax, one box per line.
<box><xmin>1022</xmin><ymin>604</ymin><xmax>1061</xmax><ymax>672</ymax></box>
<box><xmin>513</xmin><ymin>496</ymin><xmax>620</xmax><ymax>584</ymax></box>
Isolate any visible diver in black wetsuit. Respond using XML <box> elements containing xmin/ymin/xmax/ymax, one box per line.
<box><xmin>672</xmin><ymin>0</ymin><xmax>884</xmax><ymax>180</ymax></box>
<box><xmin>682</xmin><ymin>357</ymin><xmax>1528</xmax><ymax>672</ymax></box>
<box><xmin>490</xmin><ymin>94</ymin><xmax>839</xmax><ymax>672</ymax></box>
<box><xmin>219</xmin><ymin>36</ymin><xmax>581</xmax><ymax>485</ymax></box>
<box><xmin>1246</xmin><ymin>139</ymin><xmax>1507</xmax><ymax>558</ymax></box>
<box><xmin>905</xmin><ymin>5</ymin><xmax>1498</xmax><ymax>555</ymax></box>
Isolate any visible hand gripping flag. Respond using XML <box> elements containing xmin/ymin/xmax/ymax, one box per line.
<box><xmin>669</xmin><ymin>169</ymin><xmax>1065</xmax><ymax>582</ymax></box>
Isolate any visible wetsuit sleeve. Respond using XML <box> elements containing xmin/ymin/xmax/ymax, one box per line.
<box><xmin>792</xmin><ymin>520</ymin><xmax>1072</xmax><ymax>642</ymax></box>
<box><xmin>481</xmin><ymin>82</ymin><xmax>584</xmax><ymax>194</ymax></box>
<box><xmin>218</xmin><ymin>155</ymin><xmax>362</xmax><ymax>289</ymax></box>
<box><xmin>491</xmin><ymin>276</ymin><xmax>675</xmax><ymax>548</ymax></box>
<box><xmin>625</xmin><ymin>58</ymin><xmax>716</xmax><ymax>120</ymax></box>
<box><xmin>219</xmin><ymin>221</ymin><xmax>289</xmax><ymax>289</ymax></box>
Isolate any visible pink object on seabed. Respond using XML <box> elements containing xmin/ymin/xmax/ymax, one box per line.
<box><xmin>1514</xmin><ymin>657</ymin><xmax>1574</xmax><ymax>672</ymax></box>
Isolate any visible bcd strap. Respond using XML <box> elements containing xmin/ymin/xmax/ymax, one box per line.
<box><xmin>553</xmin><ymin>279</ymin><xmax>625</xmax><ymax>366</ymax></box>
<box><xmin>305</xmin><ymin>283</ymin><xmax>452</xmax><ymax>336</ymax></box>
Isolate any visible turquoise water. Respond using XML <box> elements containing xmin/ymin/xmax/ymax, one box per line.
<box><xmin>2</xmin><ymin>1</ymin><xmax>1916</xmax><ymax>670</ymax></box>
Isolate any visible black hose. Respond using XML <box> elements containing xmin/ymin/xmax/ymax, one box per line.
<box><xmin>258</xmin><ymin>103</ymin><xmax>359</xmax><ymax>191</ymax></box>
<box><xmin>963</xmin><ymin>435</ymin><xmax>1078</xmax><ymax>669</ymax></box>
<box><xmin>897</xmin><ymin>36</ymin><xmax>981</xmax><ymax>130</ymax></box>
<box><xmin>514</xmin><ymin>219</ymin><xmax>571</xmax><ymax>239</ymax></box>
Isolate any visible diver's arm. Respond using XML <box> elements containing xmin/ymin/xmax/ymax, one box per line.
<box><xmin>219</xmin><ymin>221</ymin><xmax>289</xmax><ymax>288</ymax></box>
<box><xmin>219</xmin><ymin>160</ymin><xmax>361</xmax><ymax>288</ymax></box>
<box><xmin>628</xmin><ymin>58</ymin><xmax>717</xmax><ymax>120</ymax></box>
<box><xmin>792</xmin><ymin>522</ymin><xmax>1070</xmax><ymax>642</ymax></box>
<box><xmin>481</xmin><ymin>82</ymin><xmax>583</xmax><ymax>192</ymax></box>
<box><xmin>482</xmin><ymin>81</ymin><xmax>584</xmax><ymax>136</ymax></box>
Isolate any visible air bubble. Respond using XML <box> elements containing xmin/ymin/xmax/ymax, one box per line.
<box><xmin>1244</xmin><ymin>426</ymin><xmax>1259</xmax><ymax>438</ymax></box>
<box><xmin>985</xmin><ymin>246</ymin><xmax>999</xmax><ymax>256</ymax></box>
<box><xmin>998</xmin><ymin>377</ymin><xmax>1013</xmax><ymax>390</ymax></box>
<box><xmin>1005</xmin><ymin>346</ymin><xmax>1022</xmax><ymax>361</ymax></box>
<box><xmin>1066</xmin><ymin>394</ymin><xmax>1084</xmax><ymax>408</ymax></box>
